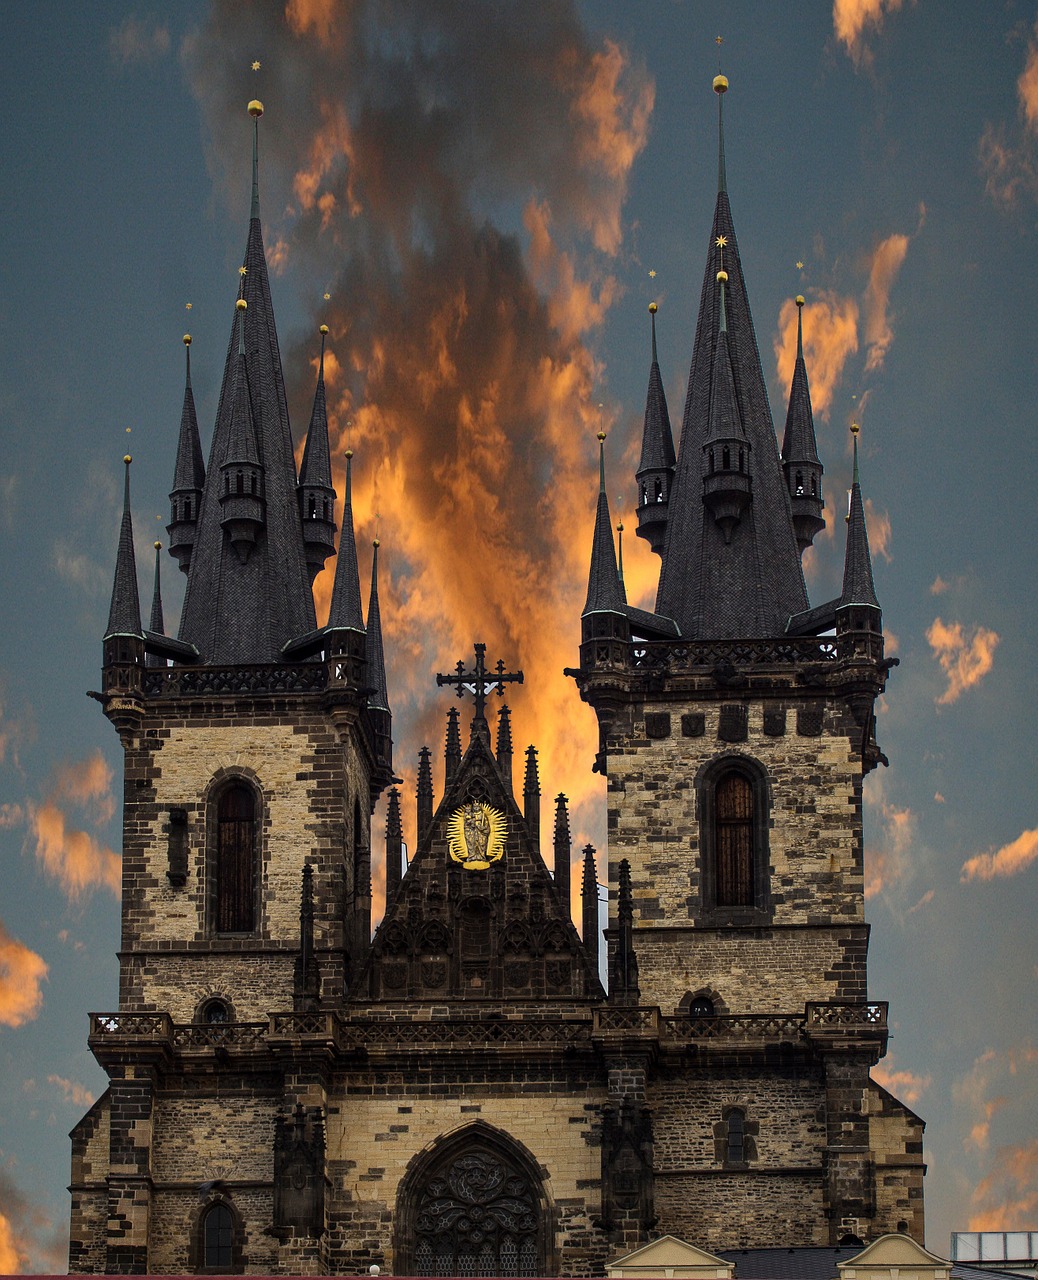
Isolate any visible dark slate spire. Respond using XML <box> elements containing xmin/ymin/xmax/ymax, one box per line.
<box><xmin>417</xmin><ymin>747</ymin><xmax>434</xmax><ymax>847</ymax></box>
<box><xmin>219</xmin><ymin>300</ymin><xmax>266</xmax><ymax>563</ymax></box>
<box><xmin>495</xmin><ymin>705</ymin><xmax>513</xmax><ymax>792</ymax></box>
<box><xmin>298</xmin><ymin>326</ymin><xmax>337</xmax><ymax>585</ymax></box>
<box><xmin>523</xmin><ymin>746</ymin><xmax>540</xmax><ymax>854</ymax></box>
<box><xmin>364</xmin><ymin>539</ymin><xmax>392</xmax><ymax>774</ymax></box>
<box><xmin>146</xmin><ymin>542</ymin><xmax>165</xmax><ymax>668</ymax></box>
<box><xmin>654</xmin><ymin>76</ymin><xmax>808</xmax><ymax>639</ymax></box>
<box><xmin>105</xmin><ymin>457</ymin><xmax>142</xmax><ymax>639</ymax></box>
<box><xmin>781</xmin><ymin>296</ymin><xmax>825</xmax><ymax>555</ymax></box>
<box><xmin>635</xmin><ymin>302</ymin><xmax>676</xmax><ymax>557</ymax></box>
<box><xmin>701</xmin><ymin>269</ymin><xmax>752</xmax><ymax>545</ymax></box>
<box><xmin>583</xmin><ymin>433</ymin><xmax>626</xmax><ymax>616</ymax></box>
<box><xmin>444</xmin><ymin>708</ymin><xmax>462</xmax><ymax>786</ymax></box>
<box><xmin>385</xmin><ymin>788</ymin><xmax>403</xmax><ymax>900</ymax></box>
<box><xmin>553</xmin><ymin>793</ymin><xmax>571</xmax><ymax>914</ymax></box>
<box><xmin>327</xmin><ymin>452</ymin><xmax>365</xmax><ymax>632</ymax></box>
<box><xmin>177</xmin><ymin>100</ymin><xmax>317</xmax><ymax>663</ymax></box>
<box><xmin>581</xmin><ymin>844</ymin><xmax>599</xmax><ymax>973</ymax></box>
<box><xmin>167</xmin><ymin>334</ymin><xmax>205</xmax><ymax>575</ymax></box>
<box><xmin>840</xmin><ymin>426</ymin><xmax>880</xmax><ymax>611</ymax></box>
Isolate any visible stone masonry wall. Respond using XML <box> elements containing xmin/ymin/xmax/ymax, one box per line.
<box><xmin>868</xmin><ymin>1081</ymin><xmax>926</xmax><ymax>1242</ymax></box>
<box><xmin>655</xmin><ymin>1170</ymin><xmax>827</xmax><ymax>1250</ymax></box>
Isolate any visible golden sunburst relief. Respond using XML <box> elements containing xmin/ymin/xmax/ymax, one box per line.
<box><xmin>447</xmin><ymin>801</ymin><xmax>507</xmax><ymax>870</ymax></box>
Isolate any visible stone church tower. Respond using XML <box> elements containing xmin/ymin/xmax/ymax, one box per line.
<box><xmin>69</xmin><ymin>83</ymin><xmax>924</xmax><ymax>1276</ymax></box>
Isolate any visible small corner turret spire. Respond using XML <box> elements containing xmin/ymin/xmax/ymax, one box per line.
<box><xmin>495</xmin><ymin>704</ymin><xmax>513</xmax><ymax>791</ymax></box>
<box><xmin>167</xmin><ymin>334</ymin><xmax>205</xmax><ymax>575</ymax></box>
<box><xmin>385</xmin><ymin>788</ymin><xmax>403</xmax><ymax>901</ymax></box>
<box><xmin>702</xmin><ymin>263</ymin><xmax>752</xmax><ymax>544</ymax></box>
<box><xmin>444</xmin><ymin>708</ymin><xmax>462</xmax><ymax>786</ymax></box>
<box><xmin>218</xmin><ymin>299</ymin><xmax>266</xmax><ymax>563</ymax></box>
<box><xmin>581</xmin><ymin>844</ymin><xmax>600</xmax><ymax>973</ymax></box>
<box><xmin>635</xmin><ymin>305</ymin><xmax>677</xmax><ymax>559</ymax></box>
<box><xmin>523</xmin><ymin>746</ymin><xmax>541</xmax><ymax>853</ymax></box>
<box><xmin>325</xmin><ymin>445</ymin><xmax>367</xmax><ymax>685</ymax></box>
<box><xmin>417</xmin><ymin>746</ymin><xmax>434</xmax><ymax>846</ymax></box>
<box><xmin>146</xmin><ymin>542</ymin><xmax>165</xmax><ymax>668</ymax></box>
<box><xmin>583</xmin><ymin>433</ymin><xmax>626</xmax><ymax>616</ymax></box>
<box><xmin>298</xmin><ymin>325</ymin><xmax>338</xmax><ymax>585</ymax></box>
<box><xmin>553</xmin><ymin>793</ymin><xmax>571</xmax><ymax>913</ymax></box>
<box><xmin>364</xmin><ymin>535</ymin><xmax>393</xmax><ymax>777</ymax></box>
<box><xmin>781</xmin><ymin>295</ymin><xmax>825</xmax><ymax>555</ymax></box>
<box><xmin>106</xmin><ymin>456</ymin><xmax>143</xmax><ymax>641</ymax></box>
<box><xmin>839</xmin><ymin>424</ymin><xmax>880</xmax><ymax>613</ymax></box>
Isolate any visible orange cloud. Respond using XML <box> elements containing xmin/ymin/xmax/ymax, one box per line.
<box><xmin>774</xmin><ymin>292</ymin><xmax>859</xmax><ymax>419</ymax></box>
<box><xmin>926</xmin><ymin>617</ymin><xmax>1000</xmax><ymax>706</ymax></box>
<box><xmin>0</xmin><ymin>1212</ymin><xmax>25</xmax><ymax>1276</ymax></box>
<box><xmin>0</xmin><ymin>1171</ymin><xmax>66</xmax><ymax>1274</ymax></box>
<box><xmin>0</xmin><ymin>921</ymin><xmax>48</xmax><ymax>1028</ymax></box>
<box><xmin>833</xmin><ymin>0</ymin><xmax>904</xmax><ymax>67</ymax></box>
<box><xmin>1019</xmin><ymin>26</ymin><xmax>1038</xmax><ymax>133</ymax></box>
<box><xmin>864</xmin><ymin>498</ymin><xmax>892</xmax><ymax>562</ymax></box>
<box><xmin>863</xmin><ymin>232</ymin><xmax>909</xmax><ymax>373</ymax></box>
<box><xmin>962</xmin><ymin>826</ymin><xmax>1038</xmax><ymax>883</ymax></box>
<box><xmin>970</xmin><ymin>1136</ymin><xmax>1038</xmax><ymax>1228</ymax></box>
<box><xmin>53</xmin><ymin>750</ymin><xmax>115</xmax><ymax>823</ymax></box>
<box><xmin>27</xmin><ymin>801</ymin><xmax>121</xmax><ymax>900</ymax></box>
<box><xmin>864</xmin><ymin>799</ymin><xmax>915</xmax><ymax>900</ymax></box>
<box><xmin>872</xmin><ymin>1056</ymin><xmax>931</xmax><ymax>1106</ymax></box>
<box><xmin>285</xmin><ymin>0</ymin><xmax>341</xmax><ymax>49</ymax></box>
<box><xmin>47</xmin><ymin>1074</ymin><xmax>96</xmax><ymax>1109</ymax></box>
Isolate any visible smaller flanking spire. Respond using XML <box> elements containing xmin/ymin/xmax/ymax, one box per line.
<box><xmin>581</xmin><ymin>845</ymin><xmax>600</xmax><ymax>974</ymax></box>
<box><xmin>218</xmin><ymin>299</ymin><xmax>266</xmax><ymax>563</ymax></box>
<box><xmin>839</xmin><ymin>425</ymin><xmax>880</xmax><ymax>612</ymax></box>
<box><xmin>106</xmin><ymin>456</ymin><xmax>142</xmax><ymax>640</ymax></box>
<box><xmin>167</xmin><ymin>334</ymin><xmax>205</xmax><ymax>575</ymax></box>
<box><xmin>523</xmin><ymin>747</ymin><xmax>541</xmax><ymax>853</ymax></box>
<box><xmin>146</xmin><ymin>542</ymin><xmax>165</xmax><ymax>668</ymax></box>
<box><xmin>583</xmin><ymin>433</ymin><xmax>626</xmax><ymax>616</ymax></box>
<box><xmin>553</xmin><ymin>793</ymin><xmax>571</xmax><ymax>915</ymax></box>
<box><xmin>364</xmin><ymin>539</ymin><xmax>392</xmax><ymax>776</ymax></box>
<box><xmin>444</xmin><ymin>708</ymin><xmax>462</xmax><ymax>787</ymax></box>
<box><xmin>495</xmin><ymin>705</ymin><xmax>513</xmax><ymax>792</ymax></box>
<box><xmin>385</xmin><ymin>788</ymin><xmax>403</xmax><ymax>900</ymax></box>
<box><xmin>635</xmin><ymin>303</ymin><xmax>676</xmax><ymax>556</ymax></box>
<box><xmin>417</xmin><ymin>747</ymin><xmax>434</xmax><ymax>847</ymax></box>
<box><xmin>325</xmin><ymin>449</ymin><xmax>367</xmax><ymax>685</ymax></box>
<box><xmin>781</xmin><ymin>296</ymin><xmax>825</xmax><ymax>554</ymax></box>
<box><xmin>298</xmin><ymin>325</ymin><xmax>337</xmax><ymax>585</ymax></box>
<box><xmin>702</xmin><ymin>268</ymin><xmax>751</xmax><ymax>544</ymax></box>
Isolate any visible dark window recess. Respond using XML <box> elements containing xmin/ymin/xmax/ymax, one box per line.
<box><xmin>713</xmin><ymin>1107</ymin><xmax>759</xmax><ymax>1167</ymax></box>
<box><xmin>645</xmin><ymin>712</ymin><xmax>671</xmax><ymax>740</ymax></box>
<box><xmin>216</xmin><ymin>784</ymin><xmax>256</xmax><ymax>933</ymax></box>
<box><xmin>718</xmin><ymin>704</ymin><xmax>748</xmax><ymax>742</ymax></box>
<box><xmin>715</xmin><ymin>772</ymin><xmax>754</xmax><ymax>907</ymax></box>
<box><xmin>763</xmin><ymin>708</ymin><xmax>787</xmax><ymax>737</ymax></box>
<box><xmin>689</xmin><ymin>996</ymin><xmax>714</xmax><ymax>1017</ymax></box>
<box><xmin>797</xmin><ymin>706</ymin><xmax>825</xmax><ymax>736</ymax></box>
<box><xmin>202</xmin><ymin>1202</ymin><xmax>233</xmax><ymax>1269</ymax></box>
<box><xmin>201</xmin><ymin>998</ymin><xmax>231</xmax><ymax>1025</ymax></box>
<box><xmin>167</xmin><ymin>807</ymin><xmax>189</xmax><ymax>886</ymax></box>
<box><xmin>681</xmin><ymin>713</ymin><xmax>706</xmax><ymax>738</ymax></box>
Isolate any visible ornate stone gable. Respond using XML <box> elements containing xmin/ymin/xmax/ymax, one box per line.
<box><xmin>362</xmin><ymin>720</ymin><xmax>598</xmax><ymax>1002</ymax></box>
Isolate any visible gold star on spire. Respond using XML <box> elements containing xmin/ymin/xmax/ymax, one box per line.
<box><xmin>252</xmin><ymin>60</ymin><xmax>261</xmax><ymax>71</ymax></box>
<box><xmin>796</xmin><ymin>260</ymin><xmax>804</xmax><ymax>270</ymax></box>
<box><xmin>715</xmin><ymin>235</ymin><xmax>728</xmax><ymax>248</ymax></box>
<box><xmin>648</xmin><ymin>268</ymin><xmax>656</xmax><ymax>278</ymax></box>
<box><xmin>185</xmin><ymin>302</ymin><xmax>192</xmax><ymax>310</ymax></box>
<box><xmin>239</xmin><ymin>266</ymin><xmax>247</xmax><ymax>277</ymax></box>
<box><xmin>716</xmin><ymin>35</ymin><xmax>723</xmax><ymax>47</ymax></box>
<box><xmin>323</xmin><ymin>292</ymin><xmax>331</xmax><ymax>301</ymax></box>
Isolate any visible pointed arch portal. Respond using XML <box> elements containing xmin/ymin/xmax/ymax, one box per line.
<box><xmin>396</xmin><ymin>1125</ymin><xmax>548</xmax><ymax>1278</ymax></box>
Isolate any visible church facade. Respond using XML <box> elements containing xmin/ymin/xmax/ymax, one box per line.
<box><xmin>69</xmin><ymin>82</ymin><xmax>924</xmax><ymax>1276</ymax></box>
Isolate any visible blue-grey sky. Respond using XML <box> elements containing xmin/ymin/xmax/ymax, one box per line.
<box><xmin>1</xmin><ymin>1</ymin><xmax>1037</xmax><ymax>1269</ymax></box>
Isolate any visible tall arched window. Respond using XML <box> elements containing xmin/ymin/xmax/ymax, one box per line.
<box><xmin>202</xmin><ymin>1201</ymin><xmax>233</xmax><ymax>1270</ymax></box>
<box><xmin>715</xmin><ymin>771</ymin><xmax>754</xmax><ymax>907</ymax></box>
<box><xmin>216</xmin><ymin>783</ymin><xmax>256</xmax><ymax>933</ymax></box>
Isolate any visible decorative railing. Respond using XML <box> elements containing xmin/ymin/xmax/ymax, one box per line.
<box><xmin>171</xmin><ymin>1022</ymin><xmax>267</xmax><ymax>1049</ymax></box>
<box><xmin>269</xmin><ymin>1012</ymin><xmax>342</xmax><ymax>1038</ymax></box>
<box><xmin>141</xmin><ymin>663</ymin><xmax>328</xmax><ymax>698</ymax></box>
<box><xmin>593</xmin><ymin>1007</ymin><xmax>659</xmax><ymax>1035</ymax></box>
<box><xmin>91</xmin><ymin>1012</ymin><xmax>171</xmax><ymax>1038</ymax></box>
<box><xmin>347</xmin><ymin>1020</ymin><xmax>593</xmax><ymax>1048</ymax></box>
<box><xmin>805</xmin><ymin>1001</ymin><xmax>887</xmax><ymax>1030</ymax></box>
<box><xmin>662</xmin><ymin>1013</ymin><xmax>804</xmax><ymax>1042</ymax></box>
<box><xmin>630</xmin><ymin>637</ymin><xmax>839</xmax><ymax>673</ymax></box>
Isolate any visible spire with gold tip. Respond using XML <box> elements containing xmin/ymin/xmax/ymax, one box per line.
<box><xmin>298</xmin><ymin>324</ymin><xmax>338</xmax><ymax>584</ymax></box>
<box><xmin>701</xmin><ymin>259</ymin><xmax>751</xmax><ymax>545</ymax></box>
<box><xmin>218</xmin><ymin>298</ymin><xmax>265</xmax><ymax>563</ymax></box>
<box><xmin>635</xmin><ymin>302</ymin><xmax>676</xmax><ymax>557</ymax></box>
<box><xmin>839</xmin><ymin>424</ymin><xmax>880</xmax><ymax>613</ymax></box>
<box><xmin>364</xmin><ymin>535</ymin><xmax>393</xmax><ymax>780</ymax></box>
<box><xmin>106</xmin><ymin>455</ymin><xmax>143</xmax><ymax>643</ymax></box>
<box><xmin>781</xmin><ymin>295</ymin><xmax>825</xmax><ymax>555</ymax></box>
<box><xmin>146</xmin><ymin>542</ymin><xmax>166</xmax><ymax>668</ymax></box>
<box><xmin>583</xmin><ymin>432</ymin><xmax>626</xmax><ymax>617</ymax></box>
<box><xmin>167</xmin><ymin>333</ymin><xmax>205</xmax><ymax>575</ymax></box>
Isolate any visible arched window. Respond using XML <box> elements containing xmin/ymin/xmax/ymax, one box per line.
<box><xmin>696</xmin><ymin>756</ymin><xmax>771</xmax><ymax>920</ymax></box>
<box><xmin>716</xmin><ymin>771</ymin><xmax>753</xmax><ymax>907</ymax></box>
<box><xmin>722</xmin><ymin>445</ymin><xmax>731</xmax><ymax>470</ymax></box>
<box><xmin>689</xmin><ymin>995</ymin><xmax>714</xmax><ymax>1018</ymax></box>
<box><xmin>200</xmin><ymin>997</ymin><xmax>231</xmax><ymax>1025</ymax></box>
<box><xmin>216</xmin><ymin>783</ymin><xmax>257</xmax><ymax>934</ymax></box>
<box><xmin>714</xmin><ymin>1106</ymin><xmax>757</xmax><ymax>1168</ymax></box>
<box><xmin>202</xmin><ymin>1201</ymin><xmax>233</xmax><ymax>1270</ymax></box>
<box><xmin>396</xmin><ymin>1126</ymin><xmax>547</xmax><ymax>1277</ymax></box>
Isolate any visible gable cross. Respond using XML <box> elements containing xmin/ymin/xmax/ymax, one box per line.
<box><xmin>436</xmin><ymin>643</ymin><xmax>524</xmax><ymax>723</ymax></box>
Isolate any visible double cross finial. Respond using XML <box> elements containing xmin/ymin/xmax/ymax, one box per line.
<box><xmin>436</xmin><ymin>643</ymin><xmax>524</xmax><ymax>723</ymax></box>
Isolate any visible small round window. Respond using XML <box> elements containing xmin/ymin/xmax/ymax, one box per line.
<box><xmin>201</xmin><ymin>998</ymin><xmax>231</xmax><ymax>1025</ymax></box>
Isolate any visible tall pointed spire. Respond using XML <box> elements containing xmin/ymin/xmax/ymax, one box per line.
<box><xmin>495</xmin><ymin>705</ymin><xmax>513</xmax><ymax>792</ymax></box>
<box><xmin>635</xmin><ymin>303</ymin><xmax>676</xmax><ymax>557</ymax></box>
<box><xmin>523</xmin><ymin>747</ymin><xmax>540</xmax><ymax>854</ymax></box>
<box><xmin>654</xmin><ymin>74</ymin><xmax>808</xmax><ymax>638</ymax></box>
<box><xmin>781</xmin><ymin>296</ymin><xmax>825</xmax><ymax>555</ymax></box>
<box><xmin>702</xmin><ymin>268</ymin><xmax>752</xmax><ymax>545</ymax></box>
<box><xmin>167</xmin><ymin>334</ymin><xmax>205</xmax><ymax>575</ymax></box>
<box><xmin>328</xmin><ymin>451</ymin><xmax>365</xmax><ymax>632</ymax></box>
<box><xmin>553</xmin><ymin>794</ymin><xmax>571</xmax><ymax>914</ymax></box>
<box><xmin>840</xmin><ymin>425</ymin><xmax>880</xmax><ymax>611</ymax></box>
<box><xmin>364</xmin><ymin>538</ymin><xmax>393</xmax><ymax>776</ymax></box>
<box><xmin>385</xmin><ymin>788</ymin><xmax>403</xmax><ymax>901</ymax></box>
<box><xmin>444</xmin><ymin>708</ymin><xmax>462</xmax><ymax>787</ymax></box>
<box><xmin>298</xmin><ymin>325</ymin><xmax>337</xmax><ymax>585</ymax></box>
<box><xmin>581</xmin><ymin>845</ymin><xmax>600</xmax><ymax>974</ymax></box>
<box><xmin>146</xmin><ymin>542</ymin><xmax>165</xmax><ymax>668</ymax></box>
<box><xmin>218</xmin><ymin>300</ymin><xmax>265</xmax><ymax>563</ymax></box>
<box><xmin>583</xmin><ymin>433</ymin><xmax>626</xmax><ymax>616</ymax></box>
<box><xmin>177</xmin><ymin>99</ymin><xmax>316</xmax><ymax>663</ymax></box>
<box><xmin>250</xmin><ymin>99</ymin><xmax>261</xmax><ymax>220</ymax></box>
<box><xmin>106</xmin><ymin>456</ymin><xmax>142</xmax><ymax>640</ymax></box>
<box><xmin>417</xmin><ymin>747</ymin><xmax>434</xmax><ymax>847</ymax></box>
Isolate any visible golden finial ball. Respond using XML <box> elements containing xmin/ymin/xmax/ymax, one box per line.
<box><xmin>373</xmin><ymin>538</ymin><xmax>381</xmax><ymax>549</ymax></box>
<box><xmin>124</xmin><ymin>454</ymin><xmax>132</xmax><ymax>465</ymax></box>
<box><xmin>320</xmin><ymin>324</ymin><xmax>329</xmax><ymax>335</ymax></box>
<box><xmin>648</xmin><ymin>302</ymin><xmax>658</xmax><ymax>314</ymax></box>
<box><xmin>154</xmin><ymin>540</ymin><xmax>162</xmax><ymax>551</ymax></box>
<box><xmin>597</xmin><ymin>430</ymin><xmax>607</xmax><ymax>443</ymax></box>
<box><xmin>713</xmin><ymin>74</ymin><xmax>729</xmax><ymax>94</ymax></box>
<box><xmin>795</xmin><ymin>295</ymin><xmax>805</xmax><ymax>308</ymax></box>
<box><xmin>716</xmin><ymin>269</ymin><xmax>728</xmax><ymax>283</ymax></box>
<box><xmin>236</xmin><ymin>298</ymin><xmax>248</xmax><ymax>311</ymax></box>
<box><xmin>183</xmin><ymin>333</ymin><xmax>192</xmax><ymax>345</ymax></box>
<box><xmin>345</xmin><ymin>448</ymin><xmax>353</xmax><ymax>460</ymax></box>
<box><xmin>248</xmin><ymin>99</ymin><xmax>264</xmax><ymax>117</ymax></box>
<box><xmin>851</xmin><ymin>422</ymin><xmax>860</xmax><ymax>436</ymax></box>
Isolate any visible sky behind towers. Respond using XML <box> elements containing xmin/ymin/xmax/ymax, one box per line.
<box><xmin>1</xmin><ymin>1</ymin><xmax>1037</xmax><ymax>1270</ymax></box>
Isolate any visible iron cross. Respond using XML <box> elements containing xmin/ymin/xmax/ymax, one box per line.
<box><xmin>436</xmin><ymin>643</ymin><xmax>524</xmax><ymax>722</ymax></box>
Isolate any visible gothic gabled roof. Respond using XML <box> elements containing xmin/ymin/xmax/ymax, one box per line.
<box><xmin>361</xmin><ymin>714</ymin><xmax>600</xmax><ymax>1003</ymax></box>
<box><xmin>105</xmin><ymin>458</ymin><xmax>142</xmax><ymax>640</ymax></box>
<box><xmin>653</xmin><ymin>83</ymin><xmax>808</xmax><ymax>639</ymax></box>
<box><xmin>175</xmin><ymin>108</ymin><xmax>317</xmax><ymax>664</ymax></box>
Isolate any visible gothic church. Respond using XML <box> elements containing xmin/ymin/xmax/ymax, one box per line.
<box><xmin>69</xmin><ymin>79</ymin><xmax>924</xmax><ymax>1275</ymax></box>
